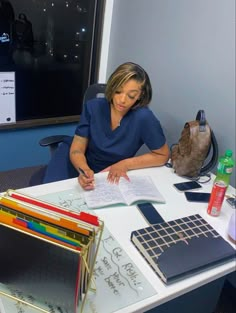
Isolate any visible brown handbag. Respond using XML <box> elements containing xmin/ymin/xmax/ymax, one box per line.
<box><xmin>170</xmin><ymin>110</ymin><xmax>218</xmax><ymax>178</ymax></box>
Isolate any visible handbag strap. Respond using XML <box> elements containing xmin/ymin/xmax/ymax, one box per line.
<box><xmin>200</xmin><ymin>129</ymin><xmax>219</xmax><ymax>176</ymax></box>
<box><xmin>196</xmin><ymin>110</ymin><xmax>206</xmax><ymax>132</ymax></box>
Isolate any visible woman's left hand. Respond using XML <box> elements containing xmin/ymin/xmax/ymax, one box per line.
<box><xmin>103</xmin><ymin>162</ymin><xmax>130</xmax><ymax>184</ymax></box>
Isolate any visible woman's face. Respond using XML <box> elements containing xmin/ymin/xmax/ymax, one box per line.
<box><xmin>112</xmin><ymin>79</ymin><xmax>142</xmax><ymax>114</ymax></box>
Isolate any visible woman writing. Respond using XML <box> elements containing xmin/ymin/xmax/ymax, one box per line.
<box><xmin>70</xmin><ymin>62</ymin><xmax>169</xmax><ymax>189</ymax></box>
<box><xmin>43</xmin><ymin>62</ymin><xmax>169</xmax><ymax>189</ymax></box>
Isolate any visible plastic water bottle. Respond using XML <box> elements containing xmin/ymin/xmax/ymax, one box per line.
<box><xmin>207</xmin><ymin>149</ymin><xmax>235</xmax><ymax>216</ymax></box>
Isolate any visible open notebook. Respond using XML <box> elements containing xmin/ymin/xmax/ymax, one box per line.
<box><xmin>83</xmin><ymin>174</ymin><xmax>165</xmax><ymax>209</ymax></box>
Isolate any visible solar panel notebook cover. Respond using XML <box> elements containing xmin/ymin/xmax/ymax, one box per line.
<box><xmin>131</xmin><ymin>214</ymin><xmax>236</xmax><ymax>284</ymax></box>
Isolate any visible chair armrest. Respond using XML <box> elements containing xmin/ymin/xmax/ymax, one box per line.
<box><xmin>39</xmin><ymin>135</ymin><xmax>71</xmax><ymax>156</ymax></box>
<box><xmin>39</xmin><ymin>135</ymin><xmax>71</xmax><ymax>147</ymax></box>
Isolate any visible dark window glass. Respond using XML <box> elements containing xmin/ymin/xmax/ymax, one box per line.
<box><xmin>0</xmin><ymin>0</ymin><xmax>103</xmax><ymax>122</ymax></box>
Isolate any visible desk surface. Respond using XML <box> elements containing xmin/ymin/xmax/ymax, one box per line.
<box><xmin>18</xmin><ymin>166</ymin><xmax>236</xmax><ymax>313</ymax></box>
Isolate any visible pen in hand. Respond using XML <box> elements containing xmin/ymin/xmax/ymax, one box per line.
<box><xmin>78</xmin><ymin>167</ymin><xmax>89</xmax><ymax>178</ymax></box>
<box><xmin>78</xmin><ymin>167</ymin><xmax>95</xmax><ymax>190</ymax></box>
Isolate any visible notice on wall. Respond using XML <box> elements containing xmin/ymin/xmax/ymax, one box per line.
<box><xmin>0</xmin><ymin>72</ymin><xmax>16</xmax><ymax>125</ymax></box>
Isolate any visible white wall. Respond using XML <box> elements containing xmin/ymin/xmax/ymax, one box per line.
<box><xmin>99</xmin><ymin>0</ymin><xmax>235</xmax><ymax>186</ymax></box>
<box><xmin>98</xmin><ymin>0</ymin><xmax>114</xmax><ymax>82</ymax></box>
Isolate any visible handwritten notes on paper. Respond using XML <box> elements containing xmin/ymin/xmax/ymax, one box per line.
<box><xmin>84</xmin><ymin>175</ymin><xmax>165</xmax><ymax>209</ymax></box>
<box><xmin>39</xmin><ymin>188</ymin><xmax>89</xmax><ymax>213</ymax></box>
<box><xmin>80</xmin><ymin>227</ymin><xmax>156</xmax><ymax>313</ymax></box>
<box><xmin>0</xmin><ymin>72</ymin><xmax>16</xmax><ymax>124</ymax></box>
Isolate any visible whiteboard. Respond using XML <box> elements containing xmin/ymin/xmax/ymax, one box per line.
<box><xmin>41</xmin><ymin>189</ymin><xmax>157</xmax><ymax>313</ymax></box>
<box><xmin>0</xmin><ymin>72</ymin><xmax>16</xmax><ymax>124</ymax></box>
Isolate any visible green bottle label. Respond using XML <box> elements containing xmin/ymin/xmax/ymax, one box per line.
<box><xmin>225</xmin><ymin>167</ymin><xmax>233</xmax><ymax>174</ymax></box>
<box><xmin>217</xmin><ymin>164</ymin><xmax>233</xmax><ymax>175</ymax></box>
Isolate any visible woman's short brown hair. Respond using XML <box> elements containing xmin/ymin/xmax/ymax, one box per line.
<box><xmin>105</xmin><ymin>62</ymin><xmax>152</xmax><ymax>109</ymax></box>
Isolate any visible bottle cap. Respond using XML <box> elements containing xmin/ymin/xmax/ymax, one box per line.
<box><xmin>225</xmin><ymin>149</ymin><xmax>233</xmax><ymax>157</ymax></box>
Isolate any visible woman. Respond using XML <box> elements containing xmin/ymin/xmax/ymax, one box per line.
<box><xmin>69</xmin><ymin>62</ymin><xmax>169</xmax><ymax>190</ymax></box>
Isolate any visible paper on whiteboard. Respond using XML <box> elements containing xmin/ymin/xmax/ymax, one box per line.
<box><xmin>0</xmin><ymin>72</ymin><xmax>16</xmax><ymax>124</ymax></box>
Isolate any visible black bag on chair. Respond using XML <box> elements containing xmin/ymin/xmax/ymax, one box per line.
<box><xmin>170</xmin><ymin>110</ymin><xmax>218</xmax><ymax>179</ymax></box>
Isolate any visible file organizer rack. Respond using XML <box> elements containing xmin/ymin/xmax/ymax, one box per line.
<box><xmin>0</xmin><ymin>189</ymin><xmax>104</xmax><ymax>313</ymax></box>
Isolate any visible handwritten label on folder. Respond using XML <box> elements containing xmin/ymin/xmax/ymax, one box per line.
<box><xmin>0</xmin><ymin>72</ymin><xmax>16</xmax><ymax>124</ymax></box>
<box><xmin>0</xmin><ymin>189</ymin><xmax>156</xmax><ymax>313</ymax></box>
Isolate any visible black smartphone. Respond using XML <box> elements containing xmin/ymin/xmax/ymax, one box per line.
<box><xmin>184</xmin><ymin>192</ymin><xmax>211</xmax><ymax>203</ymax></box>
<box><xmin>137</xmin><ymin>203</ymin><xmax>164</xmax><ymax>225</ymax></box>
<box><xmin>173</xmin><ymin>181</ymin><xmax>202</xmax><ymax>192</ymax></box>
<box><xmin>226</xmin><ymin>197</ymin><xmax>236</xmax><ymax>209</ymax></box>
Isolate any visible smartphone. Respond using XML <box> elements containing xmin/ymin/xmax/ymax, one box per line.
<box><xmin>137</xmin><ymin>203</ymin><xmax>164</xmax><ymax>225</ymax></box>
<box><xmin>173</xmin><ymin>181</ymin><xmax>202</xmax><ymax>192</ymax></box>
<box><xmin>226</xmin><ymin>197</ymin><xmax>236</xmax><ymax>209</ymax></box>
<box><xmin>184</xmin><ymin>192</ymin><xmax>211</xmax><ymax>203</ymax></box>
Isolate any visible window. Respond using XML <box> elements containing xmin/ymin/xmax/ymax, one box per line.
<box><xmin>0</xmin><ymin>0</ymin><xmax>104</xmax><ymax>128</ymax></box>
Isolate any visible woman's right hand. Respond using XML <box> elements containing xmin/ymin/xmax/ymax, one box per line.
<box><xmin>78</xmin><ymin>169</ymin><xmax>95</xmax><ymax>190</ymax></box>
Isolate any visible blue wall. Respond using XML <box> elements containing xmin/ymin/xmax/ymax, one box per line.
<box><xmin>0</xmin><ymin>123</ymin><xmax>77</xmax><ymax>171</ymax></box>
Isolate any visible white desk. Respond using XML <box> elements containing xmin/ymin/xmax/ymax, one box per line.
<box><xmin>9</xmin><ymin>167</ymin><xmax>236</xmax><ymax>312</ymax></box>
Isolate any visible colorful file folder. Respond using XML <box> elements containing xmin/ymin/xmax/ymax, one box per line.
<box><xmin>0</xmin><ymin>190</ymin><xmax>104</xmax><ymax>313</ymax></box>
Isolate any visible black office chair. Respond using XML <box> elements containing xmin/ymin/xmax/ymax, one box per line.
<box><xmin>29</xmin><ymin>83</ymin><xmax>106</xmax><ymax>186</ymax></box>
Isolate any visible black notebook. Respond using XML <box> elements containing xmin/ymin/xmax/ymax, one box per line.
<box><xmin>131</xmin><ymin>214</ymin><xmax>236</xmax><ymax>284</ymax></box>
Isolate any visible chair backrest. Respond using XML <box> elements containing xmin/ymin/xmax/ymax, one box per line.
<box><xmin>83</xmin><ymin>83</ymin><xmax>106</xmax><ymax>104</ymax></box>
<box><xmin>30</xmin><ymin>83</ymin><xmax>107</xmax><ymax>187</ymax></box>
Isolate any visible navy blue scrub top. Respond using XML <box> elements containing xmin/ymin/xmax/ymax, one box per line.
<box><xmin>75</xmin><ymin>98</ymin><xmax>166</xmax><ymax>173</ymax></box>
